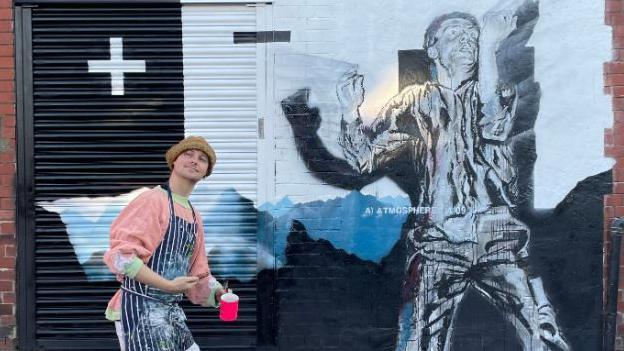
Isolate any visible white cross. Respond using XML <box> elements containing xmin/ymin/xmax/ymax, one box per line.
<box><xmin>88</xmin><ymin>37</ymin><xmax>146</xmax><ymax>96</ymax></box>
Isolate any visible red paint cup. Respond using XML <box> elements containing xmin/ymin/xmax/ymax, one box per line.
<box><xmin>219</xmin><ymin>291</ymin><xmax>239</xmax><ymax>322</ymax></box>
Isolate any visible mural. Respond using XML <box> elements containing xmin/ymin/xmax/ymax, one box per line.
<box><xmin>278</xmin><ymin>0</ymin><xmax>604</xmax><ymax>350</ymax></box>
<box><xmin>28</xmin><ymin>0</ymin><xmax>611</xmax><ymax>350</ymax></box>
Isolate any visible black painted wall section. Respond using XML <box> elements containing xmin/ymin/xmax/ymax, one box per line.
<box><xmin>257</xmin><ymin>171</ymin><xmax>609</xmax><ymax>351</ymax></box>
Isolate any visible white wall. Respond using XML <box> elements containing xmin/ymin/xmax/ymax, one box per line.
<box><xmin>269</xmin><ymin>0</ymin><xmax>613</xmax><ymax>208</ymax></box>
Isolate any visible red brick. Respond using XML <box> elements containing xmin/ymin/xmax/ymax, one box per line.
<box><xmin>4</xmin><ymin>247</ymin><xmax>13</xmax><ymax>259</ymax></box>
<box><xmin>2</xmin><ymin>293</ymin><xmax>14</xmax><ymax>305</ymax></box>
<box><xmin>615</xmin><ymin>128</ymin><xmax>624</xmax><ymax>145</ymax></box>
<box><xmin>0</xmin><ymin>45</ymin><xmax>10</xmax><ymax>57</ymax></box>
<box><xmin>0</xmin><ymin>304</ymin><xmax>11</xmax><ymax>316</ymax></box>
<box><xmin>0</xmin><ymin>211</ymin><xmax>14</xmax><ymax>221</ymax></box>
<box><xmin>0</xmin><ymin>8</ymin><xmax>12</xmax><ymax>20</ymax></box>
<box><xmin>0</xmin><ymin>200</ymin><xmax>13</xmax><ymax>211</ymax></box>
<box><xmin>616</xmin><ymin>195</ymin><xmax>624</xmax><ymax>207</ymax></box>
<box><xmin>614</xmin><ymin>87</ymin><xmax>624</xmax><ymax>97</ymax></box>
<box><xmin>1</xmin><ymin>117</ymin><xmax>14</xmax><ymax>129</ymax></box>
<box><xmin>608</xmin><ymin>195</ymin><xmax>616</xmax><ymax>206</ymax></box>
<box><xmin>0</xmin><ymin>103</ymin><xmax>14</xmax><ymax>113</ymax></box>
<box><xmin>608</xmin><ymin>129</ymin><xmax>615</xmax><ymax>147</ymax></box>
<box><xmin>608</xmin><ymin>194</ymin><xmax>624</xmax><ymax>208</ymax></box>
<box><xmin>606</xmin><ymin>73</ymin><xmax>624</xmax><ymax>86</ymax></box>
<box><xmin>609</xmin><ymin>1</ymin><xmax>624</xmax><ymax>14</ymax></box>
<box><xmin>606</xmin><ymin>145</ymin><xmax>624</xmax><ymax>157</ymax></box>
<box><xmin>0</xmin><ymin>81</ymin><xmax>13</xmax><ymax>93</ymax></box>
<box><xmin>0</xmin><ymin>315</ymin><xmax>14</xmax><ymax>326</ymax></box>
<box><xmin>0</xmin><ymin>281</ymin><xmax>12</xmax><ymax>292</ymax></box>
<box><xmin>0</xmin><ymin>93</ymin><xmax>14</xmax><ymax>104</ymax></box>
<box><xmin>614</xmin><ymin>206</ymin><xmax>624</xmax><ymax>217</ymax></box>
<box><xmin>616</xmin><ymin>180</ymin><xmax>624</xmax><ymax>193</ymax></box>
<box><xmin>615</xmin><ymin>47</ymin><xmax>624</xmax><ymax>60</ymax></box>
<box><xmin>616</xmin><ymin>97</ymin><xmax>624</xmax><ymax>111</ymax></box>
<box><xmin>0</xmin><ymin>264</ymin><xmax>13</xmax><ymax>273</ymax></box>
<box><xmin>0</xmin><ymin>69</ymin><xmax>15</xmax><ymax>81</ymax></box>
<box><xmin>0</xmin><ymin>224</ymin><xmax>13</xmax><ymax>236</ymax></box>
<box><xmin>0</xmin><ymin>154</ymin><xmax>14</xmax><ymax>164</ymax></box>
<box><xmin>0</xmin><ymin>58</ymin><xmax>13</xmax><ymax>69</ymax></box>
<box><xmin>617</xmin><ymin>169</ymin><xmax>624</xmax><ymax>182</ymax></box>
<box><xmin>614</xmin><ymin>162</ymin><xmax>624</xmax><ymax>181</ymax></box>
<box><xmin>0</xmin><ymin>235</ymin><xmax>13</xmax><ymax>245</ymax></box>
<box><xmin>0</xmin><ymin>270</ymin><xmax>13</xmax><ymax>281</ymax></box>
<box><xmin>607</xmin><ymin>13</ymin><xmax>624</xmax><ymax>25</ymax></box>
<box><xmin>0</xmin><ymin>189</ymin><xmax>14</xmax><ymax>199</ymax></box>
<box><xmin>608</xmin><ymin>63</ymin><xmax>624</xmax><ymax>75</ymax></box>
<box><xmin>615</xmin><ymin>25</ymin><xmax>624</xmax><ymax>37</ymax></box>
<box><xmin>0</xmin><ymin>32</ymin><xmax>12</xmax><ymax>44</ymax></box>
<box><xmin>0</xmin><ymin>165</ymin><xmax>14</xmax><ymax>176</ymax></box>
<box><xmin>1</xmin><ymin>128</ymin><xmax>13</xmax><ymax>140</ymax></box>
<box><xmin>608</xmin><ymin>1</ymin><xmax>624</xmax><ymax>13</ymax></box>
<box><xmin>0</xmin><ymin>258</ymin><xmax>14</xmax><ymax>270</ymax></box>
<box><xmin>0</xmin><ymin>21</ymin><xmax>12</xmax><ymax>32</ymax></box>
<box><xmin>607</xmin><ymin>206</ymin><xmax>616</xmax><ymax>219</ymax></box>
<box><xmin>0</xmin><ymin>175</ymin><xmax>14</xmax><ymax>186</ymax></box>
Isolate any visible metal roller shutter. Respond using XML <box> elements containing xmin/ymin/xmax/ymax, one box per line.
<box><xmin>17</xmin><ymin>2</ymin><xmax>259</xmax><ymax>350</ymax></box>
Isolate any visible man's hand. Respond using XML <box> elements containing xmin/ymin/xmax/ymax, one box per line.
<box><xmin>281</xmin><ymin>88</ymin><xmax>322</xmax><ymax>133</ymax></box>
<box><xmin>165</xmin><ymin>276</ymin><xmax>199</xmax><ymax>294</ymax></box>
<box><xmin>480</xmin><ymin>10</ymin><xmax>517</xmax><ymax>50</ymax></box>
<box><xmin>537</xmin><ymin>305</ymin><xmax>570</xmax><ymax>351</ymax></box>
<box><xmin>336</xmin><ymin>71</ymin><xmax>365</xmax><ymax>120</ymax></box>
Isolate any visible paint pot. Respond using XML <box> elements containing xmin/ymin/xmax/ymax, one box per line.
<box><xmin>219</xmin><ymin>290</ymin><xmax>239</xmax><ymax>322</ymax></box>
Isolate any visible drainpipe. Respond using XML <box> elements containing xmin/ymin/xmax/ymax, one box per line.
<box><xmin>606</xmin><ymin>218</ymin><xmax>624</xmax><ymax>351</ymax></box>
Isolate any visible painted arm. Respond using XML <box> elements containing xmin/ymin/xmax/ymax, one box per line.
<box><xmin>337</xmin><ymin>72</ymin><xmax>423</xmax><ymax>174</ymax></box>
<box><xmin>281</xmin><ymin>88</ymin><xmax>379</xmax><ymax>190</ymax></box>
<box><xmin>478</xmin><ymin>10</ymin><xmax>518</xmax><ymax>141</ymax></box>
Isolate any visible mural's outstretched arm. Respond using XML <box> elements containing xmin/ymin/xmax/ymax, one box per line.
<box><xmin>281</xmin><ymin>88</ymin><xmax>380</xmax><ymax>190</ymax></box>
<box><xmin>479</xmin><ymin>9</ymin><xmax>519</xmax><ymax>142</ymax></box>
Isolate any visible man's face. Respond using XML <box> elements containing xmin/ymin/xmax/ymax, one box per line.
<box><xmin>430</xmin><ymin>18</ymin><xmax>479</xmax><ymax>73</ymax></box>
<box><xmin>172</xmin><ymin>149</ymin><xmax>210</xmax><ymax>182</ymax></box>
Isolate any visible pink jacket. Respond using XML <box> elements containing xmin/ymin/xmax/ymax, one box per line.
<box><xmin>103</xmin><ymin>186</ymin><xmax>218</xmax><ymax>321</ymax></box>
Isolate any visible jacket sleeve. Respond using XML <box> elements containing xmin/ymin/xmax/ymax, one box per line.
<box><xmin>103</xmin><ymin>189</ymin><xmax>166</xmax><ymax>279</ymax></box>
<box><xmin>186</xmin><ymin>211</ymin><xmax>223</xmax><ymax>308</ymax></box>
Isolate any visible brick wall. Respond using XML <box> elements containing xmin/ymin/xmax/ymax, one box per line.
<box><xmin>0</xmin><ymin>0</ymin><xmax>14</xmax><ymax>349</ymax></box>
<box><xmin>605</xmin><ymin>1</ymin><xmax>624</xmax><ymax>350</ymax></box>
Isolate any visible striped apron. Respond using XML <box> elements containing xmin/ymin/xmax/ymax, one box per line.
<box><xmin>120</xmin><ymin>184</ymin><xmax>198</xmax><ymax>351</ymax></box>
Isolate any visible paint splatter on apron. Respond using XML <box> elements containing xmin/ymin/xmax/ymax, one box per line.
<box><xmin>120</xmin><ymin>184</ymin><xmax>198</xmax><ymax>351</ymax></box>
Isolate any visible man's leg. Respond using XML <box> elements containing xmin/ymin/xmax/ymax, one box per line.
<box><xmin>474</xmin><ymin>264</ymin><xmax>546</xmax><ymax>350</ymax></box>
<box><xmin>114</xmin><ymin>321</ymin><xmax>126</xmax><ymax>351</ymax></box>
<box><xmin>403</xmin><ymin>240</ymin><xmax>471</xmax><ymax>351</ymax></box>
<box><xmin>476</xmin><ymin>263</ymin><xmax>570</xmax><ymax>351</ymax></box>
<box><xmin>474</xmin><ymin>208</ymin><xmax>568</xmax><ymax>351</ymax></box>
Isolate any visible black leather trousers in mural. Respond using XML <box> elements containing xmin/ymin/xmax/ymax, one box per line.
<box><xmin>398</xmin><ymin>206</ymin><xmax>560</xmax><ymax>351</ymax></box>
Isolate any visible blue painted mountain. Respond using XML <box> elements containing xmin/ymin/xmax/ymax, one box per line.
<box><xmin>259</xmin><ymin>191</ymin><xmax>411</xmax><ymax>267</ymax></box>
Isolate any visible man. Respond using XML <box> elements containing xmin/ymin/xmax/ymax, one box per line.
<box><xmin>103</xmin><ymin>136</ymin><xmax>226</xmax><ymax>351</ymax></box>
<box><xmin>282</xmin><ymin>9</ymin><xmax>569</xmax><ymax>351</ymax></box>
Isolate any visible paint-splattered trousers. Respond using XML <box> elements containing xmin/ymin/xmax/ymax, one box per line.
<box><xmin>398</xmin><ymin>206</ymin><xmax>562</xmax><ymax>351</ymax></box>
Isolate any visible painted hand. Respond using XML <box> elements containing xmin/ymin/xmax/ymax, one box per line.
<box><xmin>537</xmin><ymin>305</ymin><xmax>570</xmax><ymax>351</ymax></box>
<box><xmin>281</xmin><ymin>88</ymin><xmax>322</xmax><ymax>133</ymax></box>
<box><xmin>480</xmin><ymin>10</ymin><xmax>517</xmax><ymax>50</ymax></box>
<box><xmin>336</xmin><ymin>71</ymin><xmax>365</xmax><ymax>118</ymax></box>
